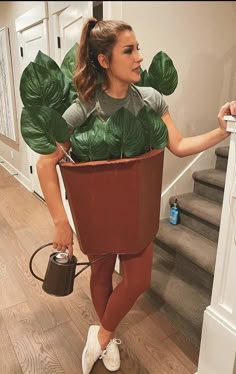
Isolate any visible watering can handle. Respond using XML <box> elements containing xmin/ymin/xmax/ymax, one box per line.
<box><xmin>29</xmin><ymin>243</ymin><xmax>114</xmax><ymax>280</ymax></box>
<box><xmin>29</xmin><ymin>242</ymin><xmax>53</xmax><ymax>282</ymax></box>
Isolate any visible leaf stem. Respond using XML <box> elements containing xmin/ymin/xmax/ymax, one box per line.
<box><xmin>57</xmin><ymin>142</ymin><xmax>75</xmax><ymax>163</ymax></box>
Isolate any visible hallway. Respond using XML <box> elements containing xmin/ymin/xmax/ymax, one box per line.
<box><xmin>0</xmin><ymin>165</ymin><xmax>199</xmax><ymax>374</ymax></box>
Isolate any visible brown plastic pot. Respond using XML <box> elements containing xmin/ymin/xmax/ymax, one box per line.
<box><xmin>59</xmin><ymin>149</ymin><xmax>164</xmax><ymax>255</ymax></box>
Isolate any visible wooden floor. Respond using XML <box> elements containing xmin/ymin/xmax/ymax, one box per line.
<box><xmin>0</xmin><ymin>165</ymin><xmax>199</xmax><ymax>374</ymax></box>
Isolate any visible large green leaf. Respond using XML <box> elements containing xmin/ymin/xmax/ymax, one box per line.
<box><xmin>60</xmin><ymin>43</ymin><xmax>78</xmax><ymax>81</ymax></box>
<box><xmin>106</xmin><ymin>107</ymin><xmax>145</xmax><ymax>158</ymax></box>
<box><xmin>148</xmin><ymin>51</ymin><xmax>178</xmax><ymax>95</ymax></box>
<box><xmin>63</xmin><ymin>79</ymin><xmax>78</xmax><ymax>106</ymax></box>
<box><xmin>70</xmin><ymin>108</ymin><xmax>146</xmax><ymax>161</ymax></box>
<box><xmin>63</xmin><ymin>78</ymin><xmax>71</xmax><ymax>103</ymax></box>
<box><xmin>20</xmin><ymin>62</ymin><xmax>66</xmax><ymax>114</ymax></box>
<box><xmin>71</xmin><ymin>115</ymin><xmax>109</xmax><ymax>161</ymax></box>
<box><xmin>34</xmin><ymin>50</ymin><xmax>65</xmax><ymax>89</ymax></box>
<box><xmin>138</xmin><ymin>105</ymin><xmax>168</xmax><ymax>150</ymax></box>
<box><xmin>35</xmin><ymin>50</ymin><xmax>76</xmax><ymax>107</ymax></box>
<box><xmin>21</xmin><ymin>106</ymin><xmax>70</xmax><ymax>154</ymax></box>
<box><xmin>68</xmin><ymin>85</ymin><xmax>78</xmax><ymax>104</ymax></box>
<box><xmin>135</xmin><ymin>69</ymin><xmax>151</xmax><ymax>87</ymax></box>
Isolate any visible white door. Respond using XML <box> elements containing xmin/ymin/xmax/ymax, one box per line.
<box><xmin>49</xmin><ymin>2</ymin><xmax>93</xmax><ymax>232</ymax></box>
<box><xmin>53</xmin><ymin>1</ymin><xmax>119</xmax><ymax>271</ymax></box>
<box><xmin>15</xmin><ymin>2</ymin><xmax>92</xmax><ymax>221</ymax></box>
<box><xmin>16</xmin><ymin>6</ymin><xmax>49</xmax><ymax>198</ymax></box>
<box><xmin>49</xmin><ymin>1</ymin><xmax>93</xmax><ymax>64</ymax></box>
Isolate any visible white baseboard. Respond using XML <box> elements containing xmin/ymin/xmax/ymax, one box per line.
<box><xmin>197</xmin><ymin>307</ymin><xmax>236</xmax><ymax>374</ymax></box>
<box><xmin>0</xmin><ymin>156</ymin><xmax>31</xmax><ymax>191</ymax></box>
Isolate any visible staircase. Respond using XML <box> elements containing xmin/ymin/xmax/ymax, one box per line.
<box><xmin>149</xmin><ymin>146</ymin><xmax>229</xmax><ymax>347</ymax></box>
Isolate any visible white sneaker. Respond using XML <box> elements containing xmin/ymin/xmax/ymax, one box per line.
<box><xmin>102</xmin><ymin>338</ymin><xmax>122</xmax><ymax>371</ymax></box>
<box><xmin>82</xmin><ymin>325</ymin><xmax>104</xmax><ymax>374</ymax></box>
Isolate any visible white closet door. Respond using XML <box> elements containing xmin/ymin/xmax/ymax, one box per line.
<box><xmin>49</xmin><ymin>2</ymin><xmax>93</xmax><ymax>64</ymax></box>
<box><xmin>49</xmin><ymin>2</ymin><xmax>93</xmax><ymax>233</ymax></box>
<box><xmin>18</xmin><ymin>21</ymin><xmax>49</xmax><ymax>70</ymax></box>
<box><xmin>16</xmin><ymin>6</ymin><xmax>49</xmax><ymax>199</ymax></box>
<box><xmin>49</xmin><ymin>2</ymin><xmax>120</xmax><ymax>272</ymax></box>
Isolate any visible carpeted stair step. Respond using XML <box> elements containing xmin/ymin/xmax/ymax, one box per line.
<box><xmin>215</xmin><ymin>146</ymin><xmax>229</xmax><ymax>171</ymax></box>
<box><xmin>155</xmin><ymin>219</ymin><xmax>217</xmax><ymax>276</ymax></box>
<box><xmin>151</xmin><ymin>243</ymin><xmax>213</xmax><ymax>344</ymax></box>
<box><xmin>169</xmin><ymin>193</ymin><xmax>222</xmax><ymax>242</ymax></box>
<box><xmin>193</xmin><ymin>168</ymin><xmax>226</xmax><ymax>204</ymax></box>
<box><xmin>150</xmin><ymin>146</ymin><xmax>229</xmax><ymax>347</ymax></box>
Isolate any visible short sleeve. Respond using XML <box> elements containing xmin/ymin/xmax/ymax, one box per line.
<box><xmin>135</xmin><ymin>86</ymin><xmax>169</xmax><ymax>116</ymax></box>
<box><xmin>62</xmin><ymin>96</ymin><xmax>97</xmax><ymax>130</ymax></box>
<box><xmin>62</xmin><ymin>100</ymin><xmax>87</xmax><ymax>130</ymax></box>
<box><xmin>152</xmin><ymin>89</ymin><xmax>169</xmax><ymax>116</ymax></box>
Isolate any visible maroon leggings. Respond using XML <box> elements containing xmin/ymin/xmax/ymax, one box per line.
<box><xmin>88</xmin><ymin>242</ymin><xmax>153</xmax><ymax>332</ymax></box>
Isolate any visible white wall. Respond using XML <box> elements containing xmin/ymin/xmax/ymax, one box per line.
<box><xmin>1</xmin><ymin>1</ymin><xmax>235</xmax><ymax>214</ymax></box>
<box><xmin>119</xmin><ymin>1</ymin><xmax>235</xmax><ymax>215</ymax></box>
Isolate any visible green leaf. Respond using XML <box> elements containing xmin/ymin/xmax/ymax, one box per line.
<box><xmin>71</xmin><ymin>115</ymin><xmax>109</xmax><ymax>161</ymax></box>
<box><xmin>21</xmin><ymin>106</ymin><xmax>70</xmax><ymax>154</ymax></box>
<box><xmin>71</xmin><ymin>108</ymin><xmax>146</xmax><ymax>161</ymax></box>
<box><xmin>138</xmin><ymin>105</ymin><xmax>168</xmax><ymax>149</ymax></box>
<box><xmin>63</xmin><ymin>79</ymin><xmax>78</xmax><ymax>105</ymax></box>
<box><xmin>135</xmin><ymin>69</ymin><xmax>151</xmax><ymax>87</ymax></box>
<box><xmin>107</xmin><ymin>107</ymin><xmax>145</xmax><ymax>158</ymax></box>
<box><xmin>20</xmin><ymin>62</ymin><xmax>67</xmax><ymax>114</ymax></box>
<box><xmin>148</xmin><ymin>51</ymin><xmax>178</xmax><ymax>95</ymax></box>
<box><xmin>60</xmin><ymin>43</ymin><xmax>78</xmax><ymax>81</ymax></box>
<box><xmin>34</xmin><ymin>50</ymin><xmax>65</xmax><ymax>89</ymax></box>
<box><xmin>63</xmin><ymin>78</ymin><xmax>71</xmax><ymax>103</ymax></box>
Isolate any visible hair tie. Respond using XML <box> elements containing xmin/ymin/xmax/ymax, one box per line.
<box><xmin>88</xmin><ymin>19</ymin><xmax>98</xmax><ymax>33</ymax></box>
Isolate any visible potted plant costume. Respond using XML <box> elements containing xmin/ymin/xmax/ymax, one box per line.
<box><xmin>20</xmin><ymin>45</ymin><xmax>178</xmax><ymax>255</ymax></box>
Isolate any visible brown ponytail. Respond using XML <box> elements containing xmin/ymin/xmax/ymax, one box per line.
<box><xmin>73</xmin><ymin>18</ymin><xmax>132</xmax><ymax>103</ymax></box>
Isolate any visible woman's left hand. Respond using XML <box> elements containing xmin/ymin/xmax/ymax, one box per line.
<box><xmin>218</xmin><ymin>101</ymin><xmax>236</xmax><ymax>132</ymax></box>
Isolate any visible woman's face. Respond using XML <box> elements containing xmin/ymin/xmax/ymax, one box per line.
<box><xmin>100</xmin><ymin>30</ymin><xmax>143</xmax><ymax>86</ymax></box>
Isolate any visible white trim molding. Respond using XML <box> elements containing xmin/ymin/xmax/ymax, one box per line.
<box><xmin>0</xmin><ymin>156</ymin><xmax>31</xmax><ymax>191</ymax></box>
<box><xmin>15</xmin><ymin>3</ymin><xmax>48</xmax><ymax>32</ymax></box>
<box><xmin>103</xmin><ymin>1</ymin><xmax>123</xmax><ymax>20</ymax></box>
<box><xmin>197</xmin><ymin>116</ymin><xmax>236</xmax><ymax>374</ymax></box>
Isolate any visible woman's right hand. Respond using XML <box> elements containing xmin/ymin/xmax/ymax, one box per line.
<box><xmin>218</xmin><ymin>101</ymin><xmax>236</xmax><ymax>132</ymax></box>
<box><xmin>53</xmin><ymin>220</ymin><xmax>74</xmax><ymax>259</ymax></box>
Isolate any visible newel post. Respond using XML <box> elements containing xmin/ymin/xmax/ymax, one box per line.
<box><xmin>197</xmin><ymin>116</ymin><xmax>236</xmax><ymax>374</ymax></box>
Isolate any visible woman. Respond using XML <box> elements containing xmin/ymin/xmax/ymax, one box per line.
<box><xmin>37</xmin><ymin>18</ymin><xmax>236</xmax><ymax>374</ymax></box>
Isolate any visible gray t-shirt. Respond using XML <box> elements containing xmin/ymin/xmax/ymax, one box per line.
<box><xmin>63</xmin><ymin>85</ymin><xmax>168</xmax><ymax>130</ymax></box>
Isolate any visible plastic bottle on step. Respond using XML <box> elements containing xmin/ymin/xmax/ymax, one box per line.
<box><xmin>169</xmin><ymin>198</ymin><xmax>179</xmax><ymax>225</ymax></box>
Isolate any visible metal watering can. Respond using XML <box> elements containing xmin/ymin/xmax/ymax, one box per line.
<box><xmin>29</xmin><ymin>243</ymin><xmax>111</xmax><ymax>297</ymax></box>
